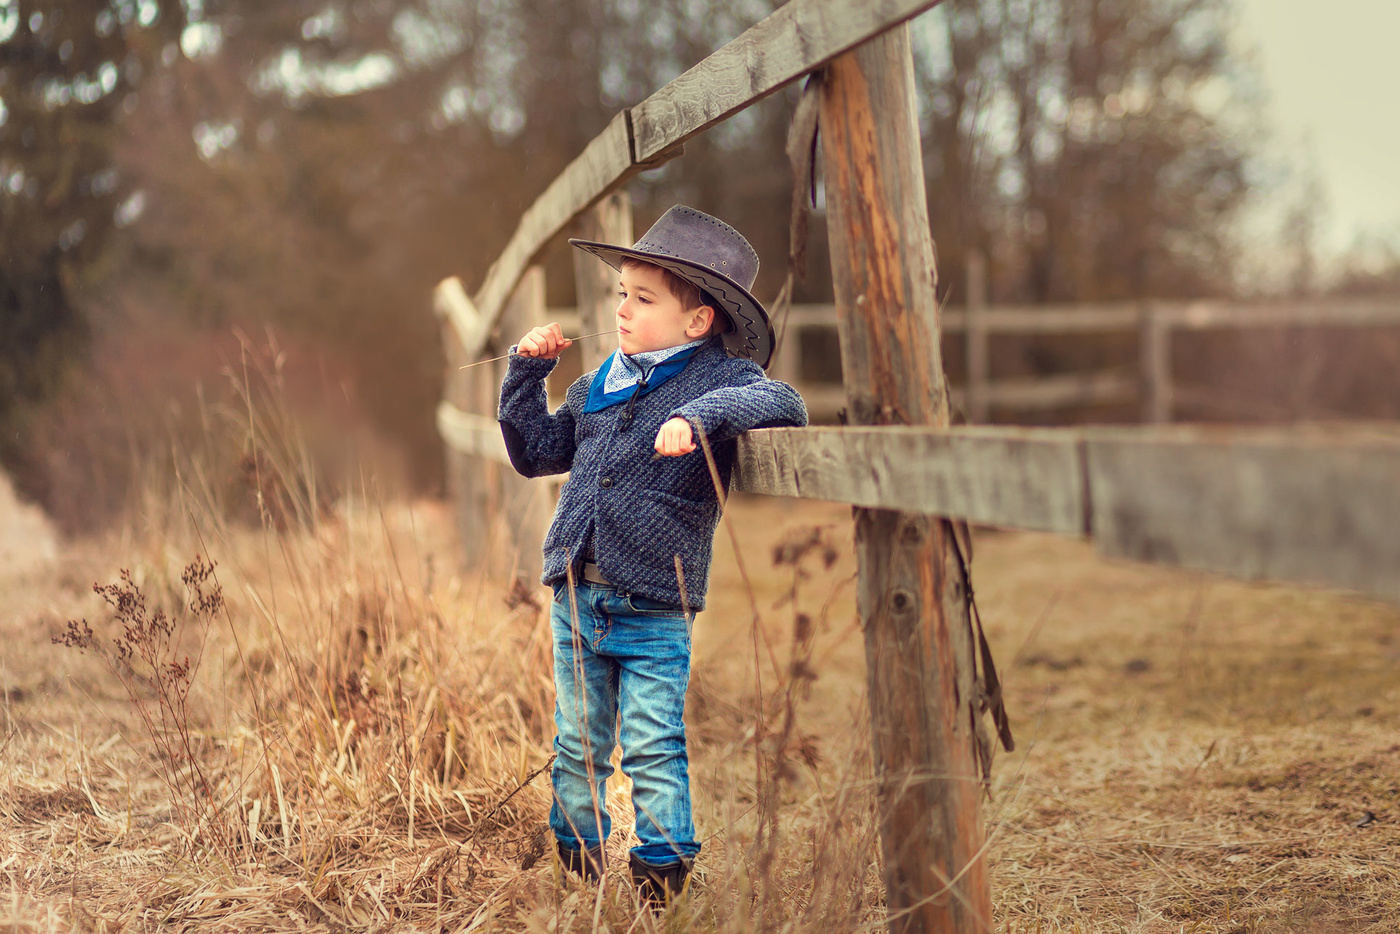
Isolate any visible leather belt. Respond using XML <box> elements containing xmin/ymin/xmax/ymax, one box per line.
<box><xmin>581</xmin><ymin>562</ymin><xmax>611</xmax><ymax>586</ymax></box>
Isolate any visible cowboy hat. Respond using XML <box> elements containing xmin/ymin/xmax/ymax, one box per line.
<box><xmin>569</xmin><ymin>204</ymin><xmax>775</xmax><ymax>368</ymax></box>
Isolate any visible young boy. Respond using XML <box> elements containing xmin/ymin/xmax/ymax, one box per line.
<box><xmin>496</xmin><ymin>205</ymin><xmax>807</xmax><ymax>902</ymax></box>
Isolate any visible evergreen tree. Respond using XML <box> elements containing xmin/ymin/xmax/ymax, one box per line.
<box><xmin>0</xmin><ymin>0</ymin><xmax>182</xmax><ymax>450</ymax></box>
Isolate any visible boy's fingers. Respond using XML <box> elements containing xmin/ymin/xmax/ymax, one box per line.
<box><xmin>516</xmin><ymin>325</ymin><xmax>576</xmax><ymax>359</ymax></box>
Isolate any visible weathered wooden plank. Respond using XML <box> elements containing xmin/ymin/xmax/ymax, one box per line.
<box><xmin>570</xmin><ymin>191</ymin><xmax>631</xmax><ymax>374</ymax></box>
<box><xmin>820</xmin><ymin>26</ymin><xmax>991</xmax><ymax>933</ymax></box>
<box><xmin>441</xmin><ymin>398</ymin><xmax>1400</xmax><ymax>604</ymax></box>
<box><xmin>496</xmin><ymin>268</ymin><xmax>553</xmax><ymax>585</ymax></box>
<box><xmin>454</xmin><ymin>112</ymin><xmax>635</xmax><ymax>359</ymax></box>
<box><xmin>975</xmin><ymin>303</ymin><xmax>1142</xmax><ymax>333</ymax></box>
<box><xmin>1160</xmin><ymin>297</ymin><xmax>1400</xmax><ymax>329</ymax></box>
<box><xmin>543</xmin><ymin>310</ymin><xmax>583</xmax><ymax>334</ymax></box>
<box><xmin>437</xmin><ymin>402</ymin><xmax>508</xmax><ymax>462</ymax></box>
<box><xmin>1085</xmin><ymin>426</ymin><xmax>1400</xmax><ymax>604</ymax></box>
<box><xmin>439</xmin><ymin>315</ymin><xmax>502</xmax><ymax>569</ymax></box>
<box><xmin>540</xmin><ymin>297</ymin><xmax>1400</xmax><ymax>347</ymax></box>
<box><xmin>983</xmin><ymin>371</ymin><xmax>1137</xmax><ymax>410</ymax></box>
<box><xmin>1140</xmin><ymin>303</ymin><xmax>1172</xmax><ymax>423</ymax></box>
<box><xmin>965</xmin><ymin>252</ymin><xmax>990</xmax><ymax>423</ymax></box>
<box><xmin>776</xmin><ymin>302</ymin><xmax>1139</xmax><ymax>333</ymax></box>
<box><xmin>630</xmin><ymin>0</ymin><xmax>944</xmax><ymax>164</ymax></box>
<box><xmin>734</xmin><ymin>426</ymin><xmax>1085</xmax><ymax>535</ymax></box>
<box><xmin>786</xmin><ymin>383</ymin><xmax>846</xmax><ymax>422</ymax></box>
<box><xmin>434</xmin><ymin>276</ymin><xmax>488</xmax><ymax>356</ymax></box>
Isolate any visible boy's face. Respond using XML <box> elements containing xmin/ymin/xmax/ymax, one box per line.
<box><xmin>616</xmin><ymin>262</ymin><xmax>714</xmax><ymax>356</ymax></box>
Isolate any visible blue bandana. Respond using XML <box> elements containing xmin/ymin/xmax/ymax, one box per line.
<box><xmin>583</xmin><ymin>339</ymin><xmax>706</xmax><ymax>414</ymax></box>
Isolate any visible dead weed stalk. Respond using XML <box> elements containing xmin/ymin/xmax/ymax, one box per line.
<box><xmin>52</xmin><ymin>555</ymin><xmax>230</xmax><ymax>855</ymax></box>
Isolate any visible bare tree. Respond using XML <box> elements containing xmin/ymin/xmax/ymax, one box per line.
<box><xmin>917</xmin><ymin>0</ymin><xmax>1258</xmax><ymax>305</ymax></box>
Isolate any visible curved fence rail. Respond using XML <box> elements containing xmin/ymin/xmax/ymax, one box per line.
<box><xmin>434</xmin><ymin>0</ymin><xmax>943</xmax><ymax>362</ymax></box>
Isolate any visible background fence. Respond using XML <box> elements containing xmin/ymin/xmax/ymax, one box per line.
<box><xmin>541</xmin><ymin>292</ymin><xmax>1400</xmax><ymax>424</ymax></box>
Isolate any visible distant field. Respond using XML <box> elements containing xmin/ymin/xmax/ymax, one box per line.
<box><xmin>2</xmin><ymin>492</ymin><xmax>1397</xmax><ymax>932</ymax></box>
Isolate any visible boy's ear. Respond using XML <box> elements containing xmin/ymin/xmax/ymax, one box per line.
<box><xmin>684</xmin><ymin>303</ymin><xmax>716</xmax><ymax>338</ymax></box>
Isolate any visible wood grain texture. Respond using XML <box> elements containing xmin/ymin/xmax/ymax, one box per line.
<box><xmin>820</xmin><ymin>27</ymin><xmax>991</xmax><ymax>933</ymax></box>
<box><xmin>734</xmin><ymin>426</ymin><xmax>1085</xmax><ymax>534</ymax></box>
<box><xmin>1084</xmin><ymin>426</ymin><xmax>1400</xmax><ymax>604</ymax></box>
<box><xmin>1160</xmin><ymin>297</ymin><xmax>1400</xmax><ymax>329</ymax></box>
<box><xmin>965</xmin><ymin>252</ymin><xmax>989</xmax><ymax>423</ymax></box>
<box><xmin>630</xmin><ymin>0</ymin><xmax>944</xmax><ymax>164</ymax></box>
<box><xmin>983</xmin><ymin>370</ymin><xmax>1136</xmax><ymax>410</ymax></box>
<box><xmin>735</xmin><ymin>423</ymin><xmax>1400</xmax><ymax>605</ymax></box>
<box><xmin>547</xmin><ymin>295</ymin><xmax>1400</xmax><ymax>342</ymax></box>
<box><xmin>570</xmin><ymin>191</ymin><xmax>632</xmax><ymax>374</ymax></box>
<box><xmin>434</xmin><ymin>276</ymin><xmax>488</xmax><ymax>355</ymax></box>
<box><xmin>497</xmin><ymin>267</ymin><xmax>553</xmax><ymax>585</ymax></box>
<box><xmin>464</xmin><ymin>112</ymin><xmax>634</xmax><ymax>359</ymax></box>
<box><xmin>440</xmin><ymin>323</ymin><xmax>501</xmax><ymax>570</ymax></box>
<box><xmin>1140</xmin><ymin>303</ymin><xmax>1172</xmax><ymax>424</ymax></box>
<box><xmin>821</xmin><ymin>42</ymin><xmax>945</xmax><ymax>428</ymax></box>
<box><xmin>437</xmin><ymin>403</ymin><xmax>509</xmax><ymax>462</ymax></box>
<box><xmin>441</xmin><ymin>392</ymin><xmax>1400</xmax><ymax>606</ymax></box>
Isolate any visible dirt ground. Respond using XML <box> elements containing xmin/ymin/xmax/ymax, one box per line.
<box><xmin>3</xmin><ymin>490</ymin><xmax>1399</xmax><ymax>932</ymax></box>
<box><xmin>0</xmin><ymin>471</ymin><xmax>57</xmax><ymax>576</ymax></box>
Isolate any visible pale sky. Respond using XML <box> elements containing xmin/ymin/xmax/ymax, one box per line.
<box><xmin>1234</xmin><ymin>0</ymin><xmax>1400</xmax><ymax>256</ymax></box>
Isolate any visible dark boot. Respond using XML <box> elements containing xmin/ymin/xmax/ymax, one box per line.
<box><xmin>629</xmin><ymin>853</ymin><xmax>693</xmax><ymax>906</ymax></box>
<box><xmin>556</xmin><ymin>839</ymin><xmax>605</xmax><ymax>882</ymax></box>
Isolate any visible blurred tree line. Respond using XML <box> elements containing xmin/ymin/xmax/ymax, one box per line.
<box><xmin>2</xmin><ymin>0</ymin><xmax>1387</xmax><ymax>529</ymax></box>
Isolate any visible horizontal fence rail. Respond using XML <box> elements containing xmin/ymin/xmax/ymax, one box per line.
<box><xmin>733</xmin><ymin>423</ymin><xmax>1400</xmax><ymax>605</ymax></box>
<box><xmin>539</xmin><ymin>295</ymin><xmax>1400</xmax><ymax>336</ymax></box>
<box><xmin>542</xmin><ymin>296</ymin><xmax>1400</xmax><ymax>422</ymax></box>
<box><xmin>762</xmin><ymin>297</ymin><xmax>1400</xmax><ymax>421</ymax></box>
<box><xmin>437</xmin><ymin>406</ymin><xmax>1400</xmax><ymax>606</ymax></box>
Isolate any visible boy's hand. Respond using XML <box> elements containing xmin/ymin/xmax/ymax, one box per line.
<box><xmin>654</xmin><ymin>417</ymin><xmax>696</xmax><ymax>457</ymax></box>
<box><xmin>516</xmin><ymin>323</ymin><xmax>572</xmax><ymax>360</ymax></box>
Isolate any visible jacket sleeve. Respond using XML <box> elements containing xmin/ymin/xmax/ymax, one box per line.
<box><xmin>668</xmin><ymin>359</ymin><xmax>809</xmax><ymax>445</ymax></box>
<box><xmin>497</xmin><ymin>351</ymin><xmax>577</xmax><ymax>477</ymax></box>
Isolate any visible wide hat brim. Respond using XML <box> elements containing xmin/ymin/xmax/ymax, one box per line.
<box><xmin>568</xmin><ymin>240</ymin><xmax>776</xmax><ymax>369</ymax></box>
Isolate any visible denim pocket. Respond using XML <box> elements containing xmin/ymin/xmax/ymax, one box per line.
<box><xmin>624</xmin><ymin>592</ymin><xmax>687</xmax><ymax>618</ymax></box>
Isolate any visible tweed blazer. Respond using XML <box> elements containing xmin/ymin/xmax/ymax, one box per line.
<box><xmin>497</xmin><ymin>338</ymin><xmax>807</xmax><ymax>609</ymax></box>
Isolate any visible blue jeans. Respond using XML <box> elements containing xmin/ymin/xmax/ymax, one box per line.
<box><xmin>548</xmin><ymin>578</ymin><xmax>699</xmax><ymax>867</ymax></box>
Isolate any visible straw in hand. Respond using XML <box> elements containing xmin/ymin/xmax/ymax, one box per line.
<box><xmin>457</xmin><ymin>328</ymin><xmax>619</xmax><ymax>369</ymax></box>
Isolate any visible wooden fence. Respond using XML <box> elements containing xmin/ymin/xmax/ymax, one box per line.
<box><xmin>546</xmin><ymin>294</ymin><xmax>1400</xmax><ymax>423</ymax></box>
<box><xmin>432</xmin><ymin>0</ymin><xmax>1400</xmax><ymax>929</ymax></box>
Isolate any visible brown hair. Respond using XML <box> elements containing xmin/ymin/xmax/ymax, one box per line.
<box><xmin>622</xmin><ymin>258</ymin><xmax>731</xmax><ymax>335</ymax></box>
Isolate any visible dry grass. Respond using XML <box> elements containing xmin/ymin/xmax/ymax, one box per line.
<box><xmin>3</xmin><ymin>417</ymin><xmax>1400</xmax><ymax>931</ymax></box>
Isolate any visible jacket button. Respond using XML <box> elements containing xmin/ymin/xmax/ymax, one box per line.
<box><xmin>600</xmin><ymin>476</ymin><xmax>613</xmax><ymax>488</ymax></box>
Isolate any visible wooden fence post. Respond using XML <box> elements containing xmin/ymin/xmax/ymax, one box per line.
<box><xmin>496</xmin><ymin>266</ymin><xmax>552</xmax><ymax>586</ymax></box>
<box><xmin>441</xmin><ymin>313</ymin><xmax>495</xmax><ymax>571</ymax></box>
<box><xmin>768</xmin><ymin>322</ymin><xmax>803</xmax><ymax>385</ymax></box>
<box><xmin>820</xmin><ymin>25</ymin><xmax>992</xmax><ymax>934</ymax></box>
<box><xmin>440</xmin><ymin>267</ymin><xmax>552</xmax><ymax>584</ymax></box>
<box><xmin>1141</xmin><ymin>302</ymin><xmax>1172</xmax><ymax>423</ymax></box>
<box><xmin>572</xmin><ymin>191</ymin><xmax>632</xmax><ymax>374</ymax></box>
<box><xmin>965</xmin><ymin>251</ymin><xmax>989</xmax><ymax>424</ymax></box>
